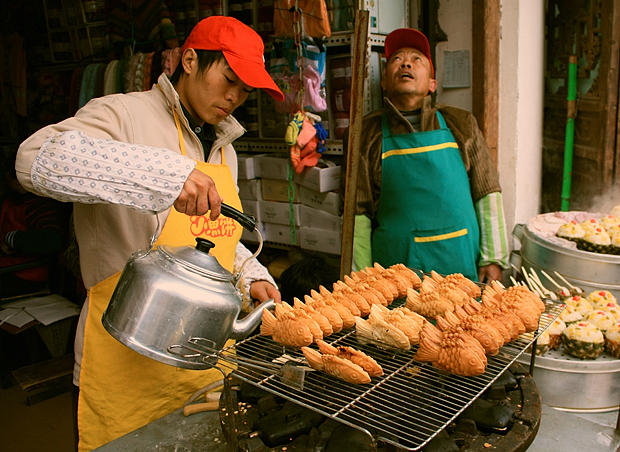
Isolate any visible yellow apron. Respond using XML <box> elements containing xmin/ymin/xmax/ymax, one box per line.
<box><xmin>77</xmin><ymin>109</ymin><xmax>243</xmax><ymax>452</ymax></box>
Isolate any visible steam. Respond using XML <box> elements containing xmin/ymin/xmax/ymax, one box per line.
<box><xmin>586</xmin><ymin>185</ymin><xmax>620</xmax><ymax>215</ymax></box>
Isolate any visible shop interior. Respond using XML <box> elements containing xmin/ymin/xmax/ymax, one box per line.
<box><xmin>0</xmin><ymin>1</ymin><xmax>619</xmax><ymax>452</ymax></box>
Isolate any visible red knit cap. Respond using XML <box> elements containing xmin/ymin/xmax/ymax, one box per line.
<box><xmin>182</xmin><ymin>16</ymin><xmax>284</xmax><ymax>101</ymax></box>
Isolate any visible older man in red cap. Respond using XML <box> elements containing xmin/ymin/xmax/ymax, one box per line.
<box><xmin>17</xmin><ymin>16</ymin><xmax>282</xmax><ymax>451</ymax></box>
<box><xmin>342</xmin><ymin>27</ymin><xmax>509</xmax><ymax>285</ymax></box>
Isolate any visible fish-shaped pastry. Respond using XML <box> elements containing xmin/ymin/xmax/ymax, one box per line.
<box><xmin>260</xmin><ymin>309</ymin><xmax>313</xmax><ymax>347</ymax></box>
<box><xmin>346</xmin><ymin>273</ymin><xmax>395</xmax><ymax>304</ymax></box>
<box><xmin>316</xmin><ymin>286</ymin><xmax>363</xmax><ymax>317</ymax></box>
<box><xmin>276</xmin><ymin>303</ymin><xmax>323</xmax><ymax>341</ymax></box>
<box><xmin>369</xmin><ymin>304</ymin><xmax>422</xmax><ymax>345</ymax></box>
<box><xmin>430</xmin><ymin>271</ymin><xmax>481</xmax><ymax>299</ymax></box>
<box><xmin>437</xmin><ymin>311</ymin><xmax>500</xmax><ymax>355</ymax></box>
<box><xmin>330</xmin><ymin>281</ymin><xmax>370</xmax><ymax>317</ymax></box>
<box><xmin>415</xmin><ymin>322</ymin><xmax>487</xmax><ymax>377</ymax></box>
<box><xmin>393</xmin><ymin>305</ymin><xmax>425</xmax><ymax>323</ymax></box>
<box><xmin>387</xmin><ymin>263</ymin><xmax>422</xmax><ymax>289</ymax></box>
<box><xmin>405</xmin><ymin>287</ymin><xmax>455</xmax><ymax>318</ymax></box>
<box><xmin>355</xmin><ymin>315</ymin><xmax>411</xmax><ymax>350</ymax></box>
<box><xmin>308</xmin><ymin>291</ymin><xmax>355</xmax><ymax>329</ymax></box>
<box><xmin>302</xmin><ymin>295</ymin><xmax>344</xmax><ymax>333</ymax></box>
<box><xmin>451</xmin><ymin>305</ymin><xmax>506</xmax><ymax>346</ymax></box>
<box><xmin>481</xmin><ymin>286</ymin><xmax>540</xmax><ymax>332</ymax></box>
<box><xmin>332</xmin><ymin>281</ymin><xmax>373</xmax><ymax>316</ymax></box>
<box><xmin>315</xmin><ymin>340</ymin><xmax>383</xmax><ymax>377</ymax></box>
<box><xmin>302</xmin><ymin>347</ymin><xmax>371</xmax><ymax>384</ymax></box>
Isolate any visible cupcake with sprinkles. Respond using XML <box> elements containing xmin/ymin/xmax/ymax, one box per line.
<box><xmin>556</xmin><ymin>220</ymin><xmax>585</xmax><ymax>245</ymax></box>
<box><xmin>587</xmin><ymin>290</ymin><xmax>618</xmax><ymax>309</ymax></box>
<box><xmin>603</xmin><ymin>304</ymin><xmax>620</xmax><ymax>323</ymax></box>
<box><xmin>546</xmin><ymin>318</ymin><xmax>566</xmax><ymax>350</ymax></box>
<box><xmin>583</xmin><ymin>309</ymin><xmax>616</xmax><ymax>333</ymax></box>
<box><xmin>611</xmin><ymin>205</ymin><xmax>620</xmax><ymax>219</ymax></box>
<box><xmin>565</xmin><ymin>295</ymin><xmax>593</xmax><ymax>316</ymax></box>
<box><xmin>580</xmin><ymin>227</ymin><xmax>611</xmax><ymax>254</ymax></box>
<box><xmin>609</xmin><ymin>230</ymin><xmax>620</xmax><ymax>255</ymax></box>
<box><xmin>561</xmin><ymin>322</ymin><xmax>605</xmax><ymax>359</ymax></box>
<box><xmin>600</xmin><ymin>214</ymin><xmax>620</xmax><ymax>231</ymax></box>
<box><xmin>604</xmin><ymin>323</ymin><xmax>620</xmax><ymax>358</ymax></box>
<box><xmin>580</xmin><ymin>218</ymin><xmax>600</xmax><ymax>233</ymax></box>
<box><xmin>559</xmin><ymin>305</ymin><xmax>582</xmax><ymax>325</ymax></box>
<box><xmin>606</xmin><ymin>224</ymin><xmax>620</xmax><ymax>237</ymax></box>
<box><xmin>529</xmin><ymin>330</ymin><xmax>551</xmax><ymax>355</ymax></box>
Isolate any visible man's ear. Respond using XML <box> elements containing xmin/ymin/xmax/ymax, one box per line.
<box><xmin>381</xmin><ymin>67</ymin><xmax>387</xmax><ymax>91</ymax></box>
<box><xmin>428</xmin><ymin>78</ymin><xmax>438</xmax><ymax>94</ymax></box>
<box><xmin>180</xmin><ymin>48</ymin><xmax>197</xmax><ymax>75</ymax></box>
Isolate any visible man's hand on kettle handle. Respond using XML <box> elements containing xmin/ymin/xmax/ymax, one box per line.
<box><xmin>250</xmin><ymin>281</ymin><xmax>282</xmax><ymax>308</ymax></box>
<box><xmin>175</xmin><ymin>168</ymin><xmax>222</xmax><ymax>219</ymax></box>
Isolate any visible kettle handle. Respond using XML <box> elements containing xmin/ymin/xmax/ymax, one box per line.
<box><xmin>221</xmin><ymin>203</ymin><xmax>256</xmax><ymax>232</ymax></box>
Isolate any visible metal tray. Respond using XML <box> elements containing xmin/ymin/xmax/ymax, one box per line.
<box><xmin>214</xmin><ymin>299</ymin><xmax>564</xmax><ymax>451</ymax></box>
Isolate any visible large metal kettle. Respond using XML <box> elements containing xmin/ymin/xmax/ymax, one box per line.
<box><xmin>102</xmin><ymin>203</ymin><xmax>274</xmax><ymax>370</ymax></box>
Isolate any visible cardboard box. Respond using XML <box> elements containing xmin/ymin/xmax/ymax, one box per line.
<box><xmin>240</xmin><ymin>200</ymin><xmax>260</xmax><ymax>222</ymax></box>
<box><xmin>299</xmin><ymin>205</ymin><xmax>342</xmax><ymax>232</ymax></box>
<box><xmin>263</xmin><ymin>222</ymin><xmax>300</xmax><ymax>246</ymax></box>
<box><xmin>259</xmin><ymin>201</ymin><xmax>300</xmax><ymax>226</ymax></box>
<box><xmin>299</xmin><ymin>226</ymin><xmax>342</xmax><ymax>255</ymax></box>
<box><xmin>238</xmin><ymin>179</ymin><xmax>261</xmax><ymax>201</ymax></box>
<box><xmin>253</xmin><ymin>153</ymin><xmax>290</xmax><ymax>180</ymax></box>
<box><xmin>261</xmin><ymin>178</ymin><xmax>300</xmax><ymax>203</ymax></box>
<box><xmin>294</xmin><ymin>163</ymin><xmax>341</xmax><ymax>192</ymax></box>
<box><xmin>241</xmin><ymin>221</ymin><xmax>264</xmax><ymax>243</ymax></box>
<box><xmin>299</xmin><ymin>187</ymin><xmax>342</xmax><ymax>216</ymax></box>
<box><xmin>237</xmin><ymin>153</ymin><xmax>256</xmax><ymax>180</ymax></box>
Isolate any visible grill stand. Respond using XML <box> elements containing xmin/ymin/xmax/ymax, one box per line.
<box><xmin>218</xmin><ymin>360</ymin><xmax>543</xmax><ymax>452</ymax></box>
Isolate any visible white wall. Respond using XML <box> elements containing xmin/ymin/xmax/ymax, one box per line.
<box><xmin>498</xmin><ymin>0</ymin><xmax>545</xmax><ymax>251</ymax></box>
<box><xmin>435</xmin><ymin>1</ymin><xmax>473</xmax><ymax>111</ymax></box>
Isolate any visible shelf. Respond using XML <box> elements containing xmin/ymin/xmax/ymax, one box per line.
<box><xmin>233</xmin><ymin>139</ymin><xmax>343</xmax><ymax>156</ymax></box>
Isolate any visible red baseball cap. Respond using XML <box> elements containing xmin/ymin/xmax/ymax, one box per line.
<box><xmin>182</xmin><ymin>16</ymin><xmax>284</xmax><ymax>102</ymax></box>
<box><xmin>385</xmin><ymin>28</ymin><xmax>434</xmax><ymax>77</ymax></box>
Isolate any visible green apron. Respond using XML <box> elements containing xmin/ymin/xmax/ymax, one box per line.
<box><xmin>371</xmin><ymin>111</ymin><xmax>480</xmax><ymax>280</ymax></box>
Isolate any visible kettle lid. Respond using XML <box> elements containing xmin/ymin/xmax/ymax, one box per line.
<box><xmin>159</xmin><ymin>238</ymin><xmax>233</xmax><ymax>281</ymax></box>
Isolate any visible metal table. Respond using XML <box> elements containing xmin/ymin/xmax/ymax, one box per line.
<box><xmin>93</xmin><ymin>408</ymin><xmax>231</xmax><ymax>452</ymax></box>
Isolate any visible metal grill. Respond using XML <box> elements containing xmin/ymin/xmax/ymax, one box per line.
<box><xmin>214</xmin><ymin>300</ymin><xmax>564</xmax><ymax>451</ymax></box>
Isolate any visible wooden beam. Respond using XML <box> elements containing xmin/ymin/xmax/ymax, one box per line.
<box><xmin>340</xmin><ymin>10</ymin><xmax>369</xmax><ymax>279</ymax></box>
<box><xmin>472</xmin><ymin>0</ymin><xmax>500</xmax><ymax>168</ymax></box>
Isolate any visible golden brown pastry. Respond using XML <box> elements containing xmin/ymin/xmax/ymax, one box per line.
<box><xmin>302</xmin><ymin>347</ymin><xmax>371</xmax><ymax>384</ymax></box>
<box><xmin>415</xmin><ymin>321</ymin><xmax>487</xmax><ymax>377</ymax></box>
<box><xmin>315</xmin><ymin>340</ymin><xmax>383</xmax><ymax>377</ymax></box>
<box><xmin>260</xmin><ymin>309</ymin><xmax>314</xmax><ymax>347</ymax></box>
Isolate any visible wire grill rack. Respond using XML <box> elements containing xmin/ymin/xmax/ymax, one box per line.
<box><xmin>215</xmin><ymin>300</ymin><xmax>564</xmax><ymax>451</ymax></box>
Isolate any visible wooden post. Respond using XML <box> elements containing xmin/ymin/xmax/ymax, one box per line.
<box><xmin>340</xmin><ymin>9</ymin><xmax>369</xmax><ymax>279</ymax></box>
<box><xmin>472</xmin><ymin>0</ymin><xmax>500</xmax><ymax>168</ymax></box>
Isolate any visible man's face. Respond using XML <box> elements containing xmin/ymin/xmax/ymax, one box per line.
<box><xmin>180</xmin><ymin>56</ymin><xmax>253</xmax><ymax>125</ymax></box>
<box><xmin>382</xmin><ymin>47</ymin><xmax>436</xmax><ymax>103</ymax></box>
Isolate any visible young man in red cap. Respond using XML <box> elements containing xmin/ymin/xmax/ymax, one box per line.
<box><xmin>343</xmin><ymin>28</ymin><xmax>509</xmax><ymax>284</ymax></box>
<box><xmin>16</xmin><ymin>16</ymin><xmax>282</xmax><ymax>451</ymax></box>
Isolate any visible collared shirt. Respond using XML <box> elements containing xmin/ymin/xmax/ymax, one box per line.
<box><xmin>180</xmin><ymin>103</ymin><xmax>217</xmax><ymax>159</ymax></box>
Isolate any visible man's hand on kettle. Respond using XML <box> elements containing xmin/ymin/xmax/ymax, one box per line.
<box><xmin>478</xmin><ymin>263</ymin><xmax>503</xmax><ymax>284</ymax></box>
<box><xmin>250</xmin><ymin>281</ymin><xmax>282</xmax><ymax>308</ymax></box>
<box><xmin>175</xmin><ymin>168</ymin><xmax>222</xmax><ymax>219</ymax></box>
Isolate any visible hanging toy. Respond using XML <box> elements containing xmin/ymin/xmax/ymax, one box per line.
<box><xmin>285</xmin><ymin>111</ymin><xmax>305</xmax><ymax>146</ymax></box>
<box><xmin>314</xmin><ymin>121</ymin><xmax>328</xmax><ymax>154</ymax></box>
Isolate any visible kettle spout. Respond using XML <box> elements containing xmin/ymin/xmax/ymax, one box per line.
<box><xmin>230</xmin><ymin>298</ymin><xmax>276</xmax><ymax>340</ymax></box>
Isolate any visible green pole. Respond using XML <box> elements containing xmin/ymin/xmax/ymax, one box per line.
<box><xmin>561</xmin><ymin>55</ymin><xmax>578</xmax><ymax>211</ymax></box>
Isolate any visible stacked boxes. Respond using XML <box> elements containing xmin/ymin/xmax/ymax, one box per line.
<box><xmin>237</xmin><ymin>153</ymin><xmax>343</xmax><ymax>254</ymax></box>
